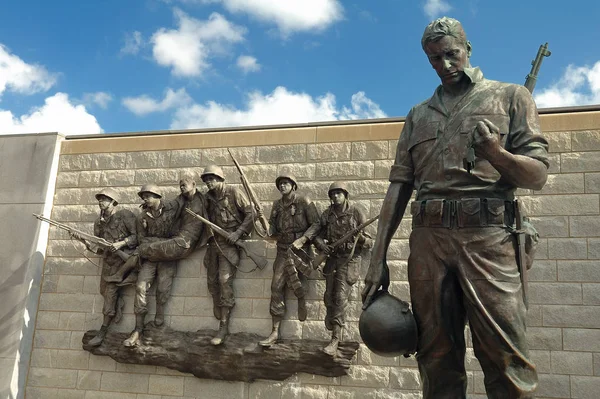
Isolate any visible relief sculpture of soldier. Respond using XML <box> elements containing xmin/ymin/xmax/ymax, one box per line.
<box><xmin>74</xmin><ymin>188</ymin><xmax>138</xmax><ymax>347</ymax></box>
<box><xmin>201</xmin><ymin>165</ymin><xmax>253</xmax><ymax>346</ymax></box>
<box><xmin>258</xmin><ymin>174</ymin><xmax>320</xmax><ymax>347</ymax></box>
<box><xmin>314</xmin><ymin>182</ymin><xmax>372</xmax><ymax>356</ymax></box>
<box><xmin>362</xmin><ymin>18</ymin><xmax>549</xmax><ymax>399</ymax></box>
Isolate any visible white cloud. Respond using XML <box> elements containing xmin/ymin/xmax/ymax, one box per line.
<box><xmin>163</xmin><ymin>0</ymin><xmax>343</xmax><ymax>35</ymax></box>
<box><xmin>122</xmin><ymin>87</ymin><xmax>192</xmax><ymax>116</ymax></box>
<box><xmin>82</xmin><ymin>92</ymin><xmax>113</xmax><ymax>109</ymax></box>
<box><xmin>0</xmin><ymin>44</ymin><xmax>57</xmax><ymax>97</ymax></box>
<box><xmin>423</xmin><ymin>0</ymin><xmax>452</xmax><ymax>19</ymax></box>
<box><xmin>120</xmin><ymin>31</ymin><xmax>144</xmax><ymax>55</ymax></box>
<box><xmin>236</xmin><ymin>55</ymin><xmax>261</xmax><ymax>73</ymax></box>
<box><xmin>534</xmin><ymin>61</ymin><xmax>600</xmax><ymax>108</ymax></box>
<box><xmin>170</xmin><ymin>86</ymin><xmax>386</xmax><ymax>129</ymax></box>
<box><xmin>151</xmin><ymin>9</ymin><xmax>246</xmax><ymax>77</ymax></box>
<box><xmin>0</xmin><ymin>93</ymin><xmax>103</xmax><ymax>135</ymax></box>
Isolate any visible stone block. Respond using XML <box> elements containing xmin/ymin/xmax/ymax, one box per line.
<box><xmin>170</xmin><ymin>149</ymin><xmax>203</xmax><ymax>167</ymax></box>
<box><xmin>41</xmin><ymin>275</ymin><xmax>59</xmax><ymax>293</ymax></box>
<box><xmin>52</xmin><ymin>349</ymin><xmax>89</xmax><ymax>369</ymax></box>
<box><xmin>57</xmin><ymin>275</ymin><xmax>84</xmax><ymax>293</ymax></box>
<box><xmin>547</xmin><ymin>238</ymin><xmax>588</xmax><ymax>259</ymax></box>
<box><xmin>551</xmin><ymin>351</ymin><xmax>593</xmax><ymax>375</ymax></box>
<box><xmin>572</xmin><ymin>130</ymin><xmax>600</xmax><ymax>151</ymax></box>
<box><xmin>357</xmin><ymin>344</ymin><xmax>400</xmax><ymax>367</ymax></box>
<box><xmin>570</xmin><ymin>216</ymin><xmax>600</xmax><ymax>237</ymax></box>
<box><xmin>374</xmin><ymin>159</ymin><xmax>393</xmax><ymax>179</ymax></box>
<box><xmin>39</xmin><ymin>293</ymin><xmax>95</xmax><ymax>312</ymax></box>
<box><xmin>301</xmin><ymin>321</ymin><xmax>329</xmax><ymax>340</ymax></box>
<box><xmin>536</xmin><ymin>173</ymin><xmax>584</xmax><ymax>194</ymax></box>
<box><xmin>387</xmin><ymin>239</ymin><xmax>410</xmax><ymax>260</ymax></box>
<box><xmin>84</xmin><ymin>391</ymin><xmax>137</xmax><ymax>399</ymax></box>
<box><xmin>542</xmin><ymin>305</ymin><xmax>600</xmax><ymax>328</ymax></box>
<box><xmin>341</xmin><ymin>365</ymin><xmax>390</xmax><ymax>388</ymax></box>
<box><xmin>100</xmin><ymin>169</ymin><xmax>136</xmax><ymax>186</ymax></box>
<box><xmin>229</xmin><ymin>164</ymin><xmax>278</xmax><ymax>183</ymax></box>
<box><xmin>389</xmin><ymin>368</ymin><xmax>421</xmax><ymax>390</ymax></box>
<box><xmin>88</xmin><ymin>353</ymin><xmax>116</xmax><ymax>371</ymax></box>
<box><xmin>134</xmin><ymin>169</ymin><xmax>179</xmax><ymax>185</ymax></box>
<box><xmin>28</xmin><ymin>367</ymin><xmax>78</xmax><ymax>388</ymax></box>
<box><xmin>352</xmin><ymin>141</ymin><xmax>389</xmax><ymax>160</ymax></box>
<box><xmin>60</xmin><ymin>154</ymin><xmax>92</xmax><ymax>171</ymax></box>
<box><xmin>562</xmin><ymin>152</ymin><xmax>600</xmax><ymax>172</ymax></box>
<box><xmin>558</xmin><ymin>261</ymin><xmax>600</xmax><ymax>282</ymax></box>
<box><xmin>77</xmin><ymin>370</ymin><xmax>102</xmax><ymax>390</ymax></box>
<box><xmin>56</xmin><ymin>172</ymin><xmax>80</xmax><ymax>188</ymax></box>
<box><xmin>544</xmin><ymin>131</ymin><xmax>571</xmax><ymax>153</ymax></box>
<box><xmin>148</xmin><ymin>375</ymin><xmax>185</xmax><ymax>396</ymax></box>
<box><xmin>571</xmin><ymin>376</ymin><xmax>600</xmax><ymax>399</ymax></box>
<box><xmin>564</xmin><ymin>328</ymin><xmax>600</xmax><ymax>352</ymax></box>
<box><xmin>526</xmin><ymin>327</ymin><xmax>562</xmax><ymax>350</ymax></box>
<box><xmin>33</xmin><ymin>330</ymin><xmax>72</xmax><ymax>349</ymax></box>
<box><xmin>257</xmin><ymin>144</ymin><xmax>306</xmax><ymax>163</ymax></box>
<box><xmin>528</xmin><ymin>216</ymin><xmax>569</xmax><ymax>237</ymax></box>
<box><xmin>91</xmin><ymin>153</ymin><xmax>127</xmax><ymax>169</ymax></box>
<box><xmin>297</xmin><ymin>373</ymin><xmax>340</xmax><ymax>386</ymax></box>
<box><xmin>115</xmin><ymin>363</ymin><xmax>157</xmax><ymax>374</ymax></box>
<box><xmin>183</xmin><ymin>377</ymin><xmax>246</xmax><ymax>397</ymax></box>
<box><xmin>345</xmin><ymin>180</ymin><xmax>390</xmax><ymax>198</ymax></box>
<box><xmin>519</xmin><ymin>194</ymin><xmax>599</xmax><ymax>216</ymax></box>
<box><xmin>277</xmin><ymin>163</ymin><xmax>316</xmax><ymax>181</ymax></box>
<box><xmin>595</xmin><ymin>353</ymin><xmax>600</xmax><ymax>376</ymax></box>
<box><xmin>529</xmin><ymin>260</ymin><xmax>557</xmax><ymax>282</ymax></box>
<box><xmin>203</xmin><ymin>146</ymin><xmax>255</xmax><ymax>165</ymax></box>
<box><xmin>547</xmin><ymin>153</ymin><xmax>561</xmax><ymax>173</ymax></box>
<box><xmin>100</xmin><ymin>372</ymin><xmax>149</xmax><ymax>393</ymax></box>
<box><xmin>530</xmin><ymin>350</ymin><xmax>551</xmax><ymax>373</ymax></box>
<box><xmin>58</xmin><ymin>312</ymin><xmax>86</xmax><ymax>330</ymax></box>
<box><xmin>35</xmin><ymin>311</ymin><xmax>60</xmax><ymax>329</ymax></box>
<box><xmin>585</xmin><ymin>172</ymin><xmax>600</xmax><ymax>193</ymax></box>
<box><xmin>529</xmin><ymin>283</ymin><xmax>582</xmax><ymax>305</ymax></box>
<box><xmin>535</xmin><ymin>373</ymin><xmax>570</xmax><ymax>398</ymax></box>
<box><xmin>126</xmin><ymin>151</ymin><xmax>170</xmax><ymax>169</ymax></box>
<box><xmin>307</xmin><ymin>142</ymin><xmax>351</xmax><ymax>161</ymax></box>
<box><xmin>44</xmin><ymin>257</ymin><xmax>99</xmax><ymax>276</ymax></box>
<box><xmin>583</xmin><ymin>283</ymin><xmax>600</xmax><ymax>305</ymax></box>
<box><xmin>78</xmin><ymin>171</ymin><xmax>102</xmax><ymax>188</ymax></box>
<box><xmin>388</xmin><ymin>260</ymin><xmax>408</xmax><ymax>281</ymax></box>
<box><xmin>315</xmin><ymin>161</ymin><xmax>374</xmax><ymax>179</ymax></box>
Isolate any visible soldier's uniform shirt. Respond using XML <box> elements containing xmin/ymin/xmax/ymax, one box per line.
<box><xmin>267</xmin><ymin>192</ymin><xmax>320</xmax><ymax>319</ymax></box>
<box><xmin>93</xmin><ymin>209</ymin><xmax>138</xmax><ymax>317</ymax></box>
<box><xmin>389</xmin><ymin>68</ymin><xmax>548</xmax><ymax>399</ymax></box>
<box><xmin>134</xmin><ymin>199</ymin><xmax>181</xmax><ymax>316</ymax></box>
<box><xmin>318</xmin><ymin>202</ymin><xmax>367</xmax><ymax>328</ymax></box>
<box><xmin>203</xmin><ymin>184</ymin><xmax>253</xmax><ymax>310</ymax></box>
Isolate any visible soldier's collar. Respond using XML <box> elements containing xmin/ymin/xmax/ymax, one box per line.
<box><xmin>463</xmin><ymin>66</ymin><xmax>483</xmax><ymax>83</ymax></box>
<box><xmin>281</xmin><ymin>191</ymin><xmax>297</xmax><ymax>206</ymax></box>
<box><xmin>331</xmin><ymin>201</ymin><xmax>350</xmax><ymax>215</ymax></box>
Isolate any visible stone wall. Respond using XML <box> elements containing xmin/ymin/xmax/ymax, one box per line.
<box><xmin>25</xmin><ymin>110</ymin><xmax>600</xmax><ymax>399</ymax></box>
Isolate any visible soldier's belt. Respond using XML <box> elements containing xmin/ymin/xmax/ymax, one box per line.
<box><xmin>411</xmin><ymin>198</ymin><xmax>515</xmax><ymax>229</ymax></box>
<box><xmin>278</xmin><ymin>232</ymin><xmax>304</xmax><ymax>245</ymax></box>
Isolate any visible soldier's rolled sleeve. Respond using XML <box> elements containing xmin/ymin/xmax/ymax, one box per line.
<box><xmin>302</xmin><ymin>200</ymin><xmax>321</xmax><ymax>240</ymax></box>
<box><xmin>507</xmin><ymin>85</ymin><xmax>549</xmax><ymax>168</ymax></box>
<box><xmin>389</xmin><ymin>110</ymin><xmax>415</xmax><ymax>184</ymax></box>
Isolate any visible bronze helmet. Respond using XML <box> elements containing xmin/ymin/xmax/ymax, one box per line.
<box><xmin>328</xmin><ymin>181</ymin><xmax>349</xmax><ymax>199</ymax></box>
<box><xmin>359</xmin><ymin>291</ymin><xmax>418</xmax><ymax>357</ymax></box>
<box><xmin>95</xmin><ymin>188</ymin><xmax>120</xmax><ymax>205</ymax></box>
<box><xmin>275</xmin><ymin>174</ymin><xmax>298</xmax><ymax>191</ymax></box>
<box><xmin>137</xmin><ymin>184</ymin><xmax>162</xmax><ymax>199</ymax></box>
<box><xmin>201</xmin><ymin>165</ymin><xmax>225</xmax><ymax>181</ymax></box>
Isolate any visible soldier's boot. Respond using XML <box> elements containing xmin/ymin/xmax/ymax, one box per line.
<box><xmin>123</xmin><ymin>315</ymin><xmax>145</xmax><ymax>347</ymax></box>
<box><xmin>297</xmin><ymin>296</ymin><xmax>307</xmax><ymax>322</ymax></box>
<box><xmin>259</xmin><ymin>320</ymin><xmax>281</xmax><ymax>347</ymax></box>
<box><xmin>88</xmin><ymin>325</ymin><xmax>108</xmax><ymax>347</ymax></box>
<box><xmin>154</xmin><ymin>304</ymin><xmax>165</xmax><ymax>327</ymax></box>
<box><xmin>322</xmin><ymin>325</ymin><xmax>341</xmax><ymax>356</ymax></box>
<box><xmin>210</xmin><ymin>308</ymin><xmax>230</xmax><ymax>346</ymax></box>
<box><xmin>105</xmin><ymin>255</ymin><xmax>139</xmax><ymax>283</ymax></box>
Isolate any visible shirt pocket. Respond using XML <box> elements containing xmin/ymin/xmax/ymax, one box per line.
<box><xmin>459</xmin><ymin>114</ymin><xmax>510</xmax><ymax>146</ymax></box>
<box><xmin>408</xmin><ymin>121</ymin><xmax>438</xmax><ymax>153</ymax></box>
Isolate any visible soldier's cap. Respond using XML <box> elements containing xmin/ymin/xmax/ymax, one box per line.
<box><xmin>95</xmin><ymin>188</ymin><xmax>120</xmax><ymax>205</ymax></box>
<box><xmin>138</xmin><ymin>184</ymin><xmax>162</xmax><ymax>199</ymax></box>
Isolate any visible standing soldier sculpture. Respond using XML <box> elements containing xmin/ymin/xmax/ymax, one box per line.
<box><xmin>362</xmin><ymin>17</ymin><xmax>548</xmax><ymax>399</ymax></box>
<box><xmin>259</xmin><ymin>174</ymin><xmax>320</xmax><ymax>347</ymax></box>
<box><xmin>124</xmin><ymin>184</ymin><xmax>181</xmax><ymax>347</ymax></box>
<box><xmin>201</xmin><ymin>165</ymin><xmax>253</xmax><ymax>346</ymax></box>
<box><xmin>80</xmin><ymin>189</ymin><xmax>138</xmax><ymax>346</ymax></box>
<box><xmin>314</xmin><ymin>182</ymin><xmax>373</xmax><ymax>356</ymax></box>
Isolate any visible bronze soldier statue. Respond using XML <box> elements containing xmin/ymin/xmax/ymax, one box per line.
<box><xmin>78</xmin><ymin>188</ymin><xmax>138</xmax><ymax>346</ymax></box>
<box><xmin>314</xmin><ymin>182</ymin><xmax>372</xmax><ymax>356</ymax></box>
<box><xmin>201</xmin><ymin>165</ymin><xmax>253</xmax><ymax>346</ymax></box>
<box><xmin>259</xmin><ymin>174</ymin><xmax>320</xmax><ymax>347</ymax></box>
<box><xmin>362</xmin><ymin>17</ymin><xmax>549</xmax><ymax>399</ymax></box>
<box><xmin>124</xmin><ymin>184</ymin><xmax>181</xmax><ymax>347</ymax></box>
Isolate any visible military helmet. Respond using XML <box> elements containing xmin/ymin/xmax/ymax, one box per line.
<box><xmin>328</xmin><ymin>181</ymin><xmax>349</xmax><ymax>199</ymax></box>
<box><xmin>201</xmin><ymin>165</ymin><xmax>225</xmax><ymax>181</ymax></box>
<box><xmin>275</xmin><ymin>174</ymin><xmax>298</xmax><ymax>190</ymax></box>
<box><xmin>359</xmin><ymin>291</ymin><xmax>418</xmax><ymax>357</ymax></box>
<box><xmin>95</xmin><ymin>188</ymin><xmax>120</xmax><ymax>205</ymax></box>
<box><xmin>138</xmin><ymin>184</ymin><xmax>162</xmax><ymax>199</ymax></box>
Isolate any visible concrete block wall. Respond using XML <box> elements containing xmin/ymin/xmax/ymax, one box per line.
<box><xmin>25</xmin><ymin>111</ymin><xmax>600</xmax><ymax>399</ymax></box>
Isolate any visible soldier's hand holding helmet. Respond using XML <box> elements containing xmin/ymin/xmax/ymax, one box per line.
<box><xmin>361</xmin><ymin>256</ymin><xmax>390</xmax><ymax>310</ymax></box>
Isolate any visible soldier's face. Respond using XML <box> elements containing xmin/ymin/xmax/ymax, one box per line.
<box><xmin>97</xmin><ymin>195</ymin><xmax>113</xmax><ymax>211</ymax></box>
<box><xmin>203</xmin><ymin>175</ymin><xmax>222</xmax><ymax>191</ymax></box>
<box><xmin>278</xmin><ymin>179</ymin><xmax>293</xmax><ymax>195</ymax></box>
<box><xmin>330</xmin><ymin>190</ymin><xmax>346</xmax><ymax>205</ymax></box>
<box><xmin>180</xmin><ymin>180</ymin><xmax>195</xmax><ymax>195</ymax></box>
<box><xmin>141</xmin><ymin>192</ymin><xmax>160</xmax><ymax>207</ymax></box>
<box><xmin>424</xmin><ymin>35</ymin><xmax>471</xmax><ymax>88</ymax></box>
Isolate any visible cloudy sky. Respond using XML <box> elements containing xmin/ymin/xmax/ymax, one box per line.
<box><xmin>1</xmin><ymin>0</ymin><xmax>599</xmax><ymax>135</ymax></box>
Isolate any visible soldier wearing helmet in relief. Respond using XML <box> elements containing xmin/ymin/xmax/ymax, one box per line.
<box><xmin>258</xmin><ymin>174</ymin><xmax>320</xmax><ymax>348</ymax></box>
<box><xmin>201</xmin><ymin>165</ymin><xmax>254</xmax><ymax>346</ymax></box>
<box><xmin>314</xmin><ymin>182</ymin><xmax>372</xmax><ymax>356</ymax></box>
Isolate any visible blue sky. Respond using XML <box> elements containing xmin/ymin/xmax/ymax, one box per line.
<box><xmin>1</xmin><ymin>0</ymin><xmax>599</xmax><ymax>135</ymax></box>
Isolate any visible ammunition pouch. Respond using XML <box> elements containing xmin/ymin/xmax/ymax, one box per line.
<box><xmin>411</xmin><ymin>198</ymin><xmax>515</xmax><ymax>229</ymax></box>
